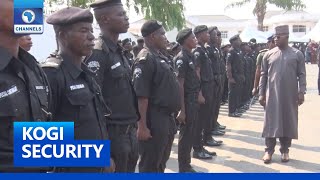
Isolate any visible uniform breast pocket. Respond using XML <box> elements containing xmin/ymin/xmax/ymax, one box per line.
<box><xmin>110</xmin><ymin>66</ymin><xmax>129</xmax><ymax>95</ymax></box>
<box><xmin>65</xmin><ymin>90</ymin><xmax>94</xmax><ymax>127</ymax></box>
<box><xmin>35</xmin><ymin>86</ymin><xmax>48</xmax><ymax>109</ymax></box>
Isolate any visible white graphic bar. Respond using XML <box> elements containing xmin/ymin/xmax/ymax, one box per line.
<box><xmin>14</xmin><ymin>24</ymin><xmax>43</xmax><ymax>34</ymax></box>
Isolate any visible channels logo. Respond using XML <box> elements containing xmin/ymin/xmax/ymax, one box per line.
<box><xmin>14</xmin><ymin>0</ymin><xmax>44</xmax><ymax>34</ymax></box>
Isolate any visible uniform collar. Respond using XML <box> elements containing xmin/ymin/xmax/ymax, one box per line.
<box><xmin>61</xmin><ymin>54</ymin><xmax>93</xmax><ymax>79</ymax></box>
<box><xmin>182</xmin><ymin>47</ymin><xmax>193</xmax><ymax>57</ymax></box>
<box><xmin>102</xmin><ymin>36</ymin><xmax>122</xmax><ymax>53</ymax></box>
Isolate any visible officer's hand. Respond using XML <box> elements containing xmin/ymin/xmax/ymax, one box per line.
<box><xmin>198</xmin><ymin>94</ymin><xmax>206</xmax><ymax>105</ymax></box>
<box><xmin>137</xmin><ymin>125</ymin><xmax>152</xmax><ymax>141</ymax></box>
<box><xmin>259</xmin><ymin>96</ymin><xmax>266</xmax><ymax>107</ymax></box>
<box><xmin>229</xmin><ymin>78</ymin><xmax>236</xmax><ymax>84</ymax></box>
<box><xmin>105</xmin><ymin>158</ymin><xmax>116</xmax><ymax>173</ymax></box>
<box><xmin>176</xmin><ymin>111</ymin><xmax>186</xmax><ymax>124</ymax></box>
<box><xmin>252</xmin><ymin>88</ymin><xmax>258</xmax><ymax>96</ymax></box>
<box><xmin>298</xmin><ymin>93</ymin><xmax>305</xmax><ymax>106</ymax></box>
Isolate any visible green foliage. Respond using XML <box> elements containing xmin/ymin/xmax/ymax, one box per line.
<box><xmin>48</xmin><ymin>0</ymin><xmax>186</xmax><ymax>31</ymax></box>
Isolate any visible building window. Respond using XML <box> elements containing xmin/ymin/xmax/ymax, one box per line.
<box><xmin>262</xmin><ymin>26</ymin><xmax>269</xmax><ymax>32</ymax></box>
<box><xmin>221</xmin><ymin>31</ymin><xmax>228</xmax><ymax>39</ymax></box>
<box><xmin>292</xmin><ymin>25</ymin><xmax>306</xmax><ymax>33</ymax></box>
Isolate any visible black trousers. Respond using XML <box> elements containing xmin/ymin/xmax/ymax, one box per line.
<box><xmin>265</xmin><ymin>137</ymin><xmax>292</xmax><ymax>154</ymax></box>
<box><xmin>193</xmin><ymin>81</ymin><xmax>215</xmax><ymax>151</ymax></box>
<box><xmin>222</xmin><ymin>75</ymin><xmax>229</xmax><ymax>102</ymax></box>
<box><xmin>178</xmin><ymin>93</ymin><xmax>199</xmax><ymax>171</ymax></box>
<box><xmin>212</xmin><ymin>81</ymin><xmax>223</xmax><ymax>131</ymax></box>
<box><xmin>228</xmin><ymin>82</ymin><xmax>240</xmax><ymax>114</ymax></box>
<box><xmin>138</xmin><ymin>105</ymin><xmax>175</xmax><ymax>173</ymax></box>
<box><xmin>108</xmin><ymin>123</ymin><xmax>139</xmax><ymax>172</ymax></box>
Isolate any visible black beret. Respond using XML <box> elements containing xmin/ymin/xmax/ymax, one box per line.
<box><xmin>141</xmin><ymin>20</ymin><xmax>163</xmax><ymax>37</ymax></box>
<box><xmin>46</xmin><ymin>7</ymin><xmax>93</xmax><ymax>26</ymax></box>
<box><xmin>176</xmin><ymin>28</ymin><xmax>193</xmax><ymax>44</ymax></box>
<box><xmin>208</xmin><ymin>26</ymin><xmax>218</xmax><ymax>34</ymax></box>
<box><xmin>193</xmin><ymin>25</ymin><xmax>208</xmax><ymax>35</ymax></box>
<box><xmin>122</xmin><ymin>38</ymin><xmax>131</xmax><ymax>45</ymax></box>
<box><xmin>90</xmin><ymin>0</ymin><xmax>122</xmax><ymax>10</ymax></box>
<box><xmin>229</xmin><ymin>34</ymin><xmax>240</xmax><ymax>43</ymax></box>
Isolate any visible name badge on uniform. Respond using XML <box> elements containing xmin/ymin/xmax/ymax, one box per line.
<box><xmin>35</xmin><ymin>86</ymin><xmax>45</xmax><ymax>90</ymax></box>
<box><xmin>111</xmin><ymin>62</ymin><xmax>121</xmax><ymax>70</ymax></box>
<box><xmin>160</xmin><ymin>60</ymin><xmax>166</xmax><ymax>63</ymax></box>
<box><xmin>70</xmin><ymin>84</ymin><xmax>85</xmax><ymax>91</ymax></box>
<box><xmin>0</xmin><ymin>86</ymin><xmax>18</xmax><ymax>99</ymax></box>
<box><xmin>189</xmin><ymin>62</ymin><xmax>193</xmax><ymax>65</ymax></box>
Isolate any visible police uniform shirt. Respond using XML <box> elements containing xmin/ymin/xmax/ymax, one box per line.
<box><xmin>0</xmin><ymin>47</ymin><xmax>50</xmax><ymax>170</ymax></box>
<box><xmin>174</xmin><ymin>48</ymin><xmax>200</xmax><ymax>94</ymax></box>
<box><xmin>43</xmin><ymin>55</ymin><xmax>108</xmax><ymax>140</ymax></box>
<box><xmin>85</xmin><ymin>36</ymin><xmax>139</xmax><ymax>125</ymax></box>
<box><xmin>206</xmin><ymin>43</ymin><xmax>222</xmax><ymax>77</ymax></box>
<box><xmin>226</xmin><ymin>47</ymin><xmax>245</xmax><ymax>82</ymax></box>
<box><xmin>194</xmin><ymin>45</ymin><xmax>214</xmax><ymax>82</ymax></box>
<box><xmin>133</xmin><ymin>48</ymin><xmax>181</xmax><ymax>113</ymax></box>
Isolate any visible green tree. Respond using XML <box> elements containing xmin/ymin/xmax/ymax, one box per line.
<box><xmin>226</xmin><ymin>0</ymin><xmax>306</xmax><ymax>31</ymax></box>
<box><xmin>48</xmin><ymin>0</ymin><xmax>185</xmax><ymax>31</ymax></box>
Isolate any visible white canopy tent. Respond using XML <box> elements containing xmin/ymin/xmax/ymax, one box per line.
<box><xmin>240</xmin><ymin>26</ymin><xmax>272</xmax><ymax>43</ymax></box>
<box><xmin>303</xmin><ymin>20</ymin><xmax>320</xmax><ymax>42</ymax></box>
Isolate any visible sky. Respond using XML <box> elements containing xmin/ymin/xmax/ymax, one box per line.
<box><xmin>124</xmin><ymin>0</ymin><xmax>320</xmax><ymax>22</ymax></box>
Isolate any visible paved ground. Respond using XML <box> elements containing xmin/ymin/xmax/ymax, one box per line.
<box><xmin>165</xmin><ymin>64</ymin><xmax>320</xmax><ymax>173</ymax></box>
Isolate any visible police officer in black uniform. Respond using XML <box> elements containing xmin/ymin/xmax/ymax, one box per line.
<box><xmin>0</xmin><ymin>0</ymin><xmax>51</xmax><ymax>172</ymax></box>
<box><xmin>133</xmin><ymin>20</ymin><xmax>181</xmax><ymax>172</ymax></box>
<box><xmin>122</xmin><ymin>38</ymin><xmax>134</xmax><ymax>67</ymax></box>
<box><xmin>221</xmin><ymin>44</ymin><xmax>231</xmax><ymax>104</ymax></box>
<box><xmin>206</xmin><ymin>27</ymin><xmax>226</xmax><ymax>136</ymax></box>
<box><xmin>175</xmin><ymin>28</ymin><xmax>200</xmax><ymax>172</ymax></box>
<box><xmin>192</xmin><ymin>25</ymin><xmax>219</xmax><ymax>159</ymax></box>
<box><xmin>41</xmin><ymin>7</ymin><xmax>113</xmax><ymax>173</ymax></box>
<box><xmin>226</xmin><ymin>35</ymin><xmax>245</xmax><ymax>117</ymax></box>
<box><xmin>240</xmin><ymin>42</ymin><xmax>253</xmax><ymax>109</ymax></box>
<box><xmin>85</xmin><ymin>0</ymin><xmax>139</xmax><ymax>172</ymax></box>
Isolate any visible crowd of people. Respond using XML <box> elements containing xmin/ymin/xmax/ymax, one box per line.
<box><xmin>0</xmin><ymin>0</ymin><xmax>307</xmax><ymax>173</ymax></box>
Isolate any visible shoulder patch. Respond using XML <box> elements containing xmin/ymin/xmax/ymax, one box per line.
<box><xmin>176</xmin><ymin>59</ymin><xmax>183</xmax><ymax>68</ymax></box>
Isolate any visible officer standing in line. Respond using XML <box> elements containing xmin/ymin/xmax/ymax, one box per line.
<box><xmin>240</xmin><ymin>43</ymin><xmax>253</xmax><ymax>109</ymax></box>
<box><xmin>226</xmin><ymin>35</ymin><xmax>245</xmax><ymax>117</ymax></box>
<box><xmin>174</xmin><ymin>28</ymin><xmax>200</xmax><ymax>173</ymax></box>
<box><xmin>132</xmin><ymin>20</ymin><xmax>181</xmax><ymax>172</ymax></box>
<box><xmin>221</xmin><ymin>44</ymin><xmax>231</xmax><ymax>104</ymax></box>
<box><xmin>206</xmin><ymin>27</ymin><xmax>226</xmax><ymax>136</ymax></box>
<box><xmin>122</xmin><ymin>38</ymin><xmax>134</xmax><ymax>67</ymax></box>
<box><xmin>42</xmin><ymin>7</ymin><xmax>114</xmax><ymax>173</ymax></box>
<box><xmin>252</xmin><ymin>35</ymin><xmax>275</xmax><ymax>96</ymax></box>
<box><xmin>191</xmin><ymin>25</ymin><xmax>220</xmax><ymax>160</ymax></box>
<box><xmin>0</xmin><ymin>0</ymin><xmax>51</xmax><ymax>173</ymax></box>
<box><xmin>85</xmin><ymin>0</ymin><xmax>139</xmax><ymax>172</ymax></box>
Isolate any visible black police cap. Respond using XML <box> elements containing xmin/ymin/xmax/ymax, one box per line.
<box><xmin>141</xmin><ymin>20</ymin><xmax>163</xmax><ymax>37</ymax></box>
<box><xmin>193</xmin><ymin>25</ymin><xmax>208</xmax><ymax>35</ymax></box>
<box><xmin>176</xmin><ymin>28</ymin><xmax>193</xmax><ymax>44</ymax></box>
<box><xmin>90</xmin><ymin>0</ymin><xmax>123</xmax><ymax>9</ymax></box>
<box><xmin>46</xmin><ymin>7</ymin><xmax>93</xmax><ymax>26</ymax></box>
<box><xmin>229</xmin><ymin>34</ymin><xmax>240</xmax><ymax>44</ymax></box>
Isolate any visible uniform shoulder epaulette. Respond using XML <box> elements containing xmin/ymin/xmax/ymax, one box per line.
<box><xmin>259</xmin><ymin>49</ymin><xmax>268</xmax><ymax>53</ymax></box>
<box><xmin>94</xmin><ymin>37</ymin><xmax>109</xmax><ymax>54</ymax></box>
<box><xmin>136</xmin><ymin>48</ymin><xmax>149</xmax><ymax>62</ymax></box>
<box><xmin>40</xmin><ymin>53</ymin><xmax>62</xmax><ymax>69</ymax></box>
